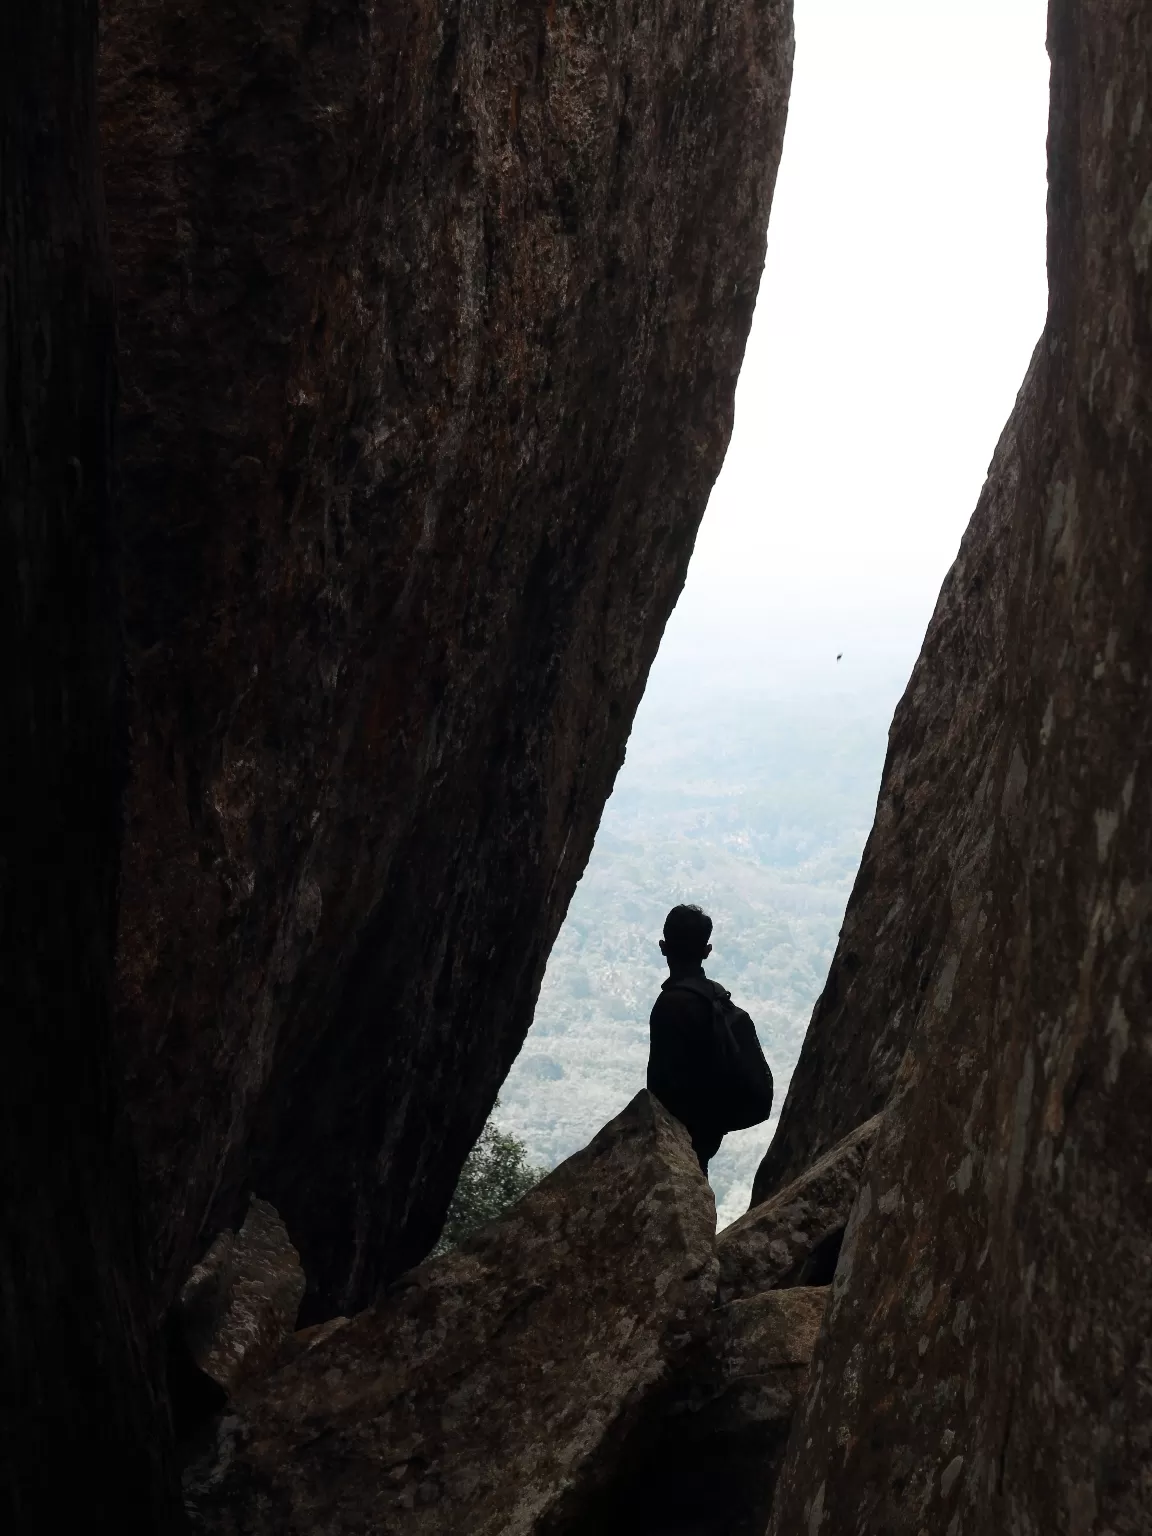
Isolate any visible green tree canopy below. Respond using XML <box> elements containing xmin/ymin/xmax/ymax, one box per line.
<box><xmin>433</xmin><ymin>1111</ymin><xmax>547</xmax><ymax>1255</ymax></box>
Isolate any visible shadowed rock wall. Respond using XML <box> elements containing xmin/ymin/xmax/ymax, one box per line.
<box><xmin>764</xmin><ymin>2</ymin><xmax>1152</xmax><ymax>1530</ymax></box>
<box><xmin>98</xmin><ymin>0</ymin><xmax>794</xmax><ymax>1319</ymax></box>
<box><xmin>0</xmin><ymin>3</ymin><xmax>171</xmax><ymax>1524</ymax></box>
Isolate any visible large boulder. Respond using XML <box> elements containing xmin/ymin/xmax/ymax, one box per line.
<box><xmin>184</xmin><ymin>1092</ymin><xmax>717</xmax><ymax>1535</ymax></box>
<box><xmin>720</xmin><ymin>1115</ymin><xmax>882</xmax><ymax>1303</ymax></box>
<box><xmin>98</xmin><ymin>0</ymin><xmax>795</xmax><ymax>1321</ymax></box>
<box><xmin>765</xmin><ymin>3</ymin><xmax>1152</xmax><ymax>1531</ymax></box>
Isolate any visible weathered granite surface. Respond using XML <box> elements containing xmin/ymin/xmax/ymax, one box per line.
<box><xmin>98</xmin><ymin>0</ymin><xmax>794</xmax><ymax>1322</ymax></box>
<box><xmin>766</xmin><ymin>4</ymin><xmax>1152</xmax><ymax>1531</ymax></box>
<box><xmin>178</xmin><ymin>1197</ymin><xmax>305</xmax><ymax>1393</ymax></box>
<box><xmin>185</xmin><ymin>1093</ymin><xmax>717</xmax><ymax>1535</ymax></box>
<box><xmin>722</xmin><ymin>1116</ymin><xmax>881</xmax><ymax>1302</ymax></box>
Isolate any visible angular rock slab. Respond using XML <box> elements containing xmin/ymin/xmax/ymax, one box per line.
<box><xmin>185</xmin><ymin>1092</ymin><xmax>716</xmax><ymax>1536</ymax></box>
<box><xmin>178</xmin><ymin>1197</ymin><xmax>306</xmax><ymax>1393</ymax></box>
<box><xmin>721</xmin><ymin>1116</ymin><xmax>882</xmax><ymax>1302</ymax></box>
<box><xmin>767</xmin><ymin>5</ymin><xmax>1152</xmax><ymax>1531</ymax></box>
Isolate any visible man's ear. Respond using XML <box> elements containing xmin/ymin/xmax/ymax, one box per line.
<box><xmin>658</xmin><ymin>939</ymin><xmax>667</xmax><ymax>955</ymax></box>
<box><xmin>705</xmin><ymin>943</ymin><xmax>713</xmax><ymax>957</ymax></box>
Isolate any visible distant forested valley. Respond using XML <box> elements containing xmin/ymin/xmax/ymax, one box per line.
<box><xmin>498</xmin><ymin>674</ymin><xmax>897</xmax><ymax>1225</ymax></box>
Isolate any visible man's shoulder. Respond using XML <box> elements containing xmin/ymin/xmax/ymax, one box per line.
<box><xmin>653</xmin><ymin>975</ymin><xmax>718</xmax><ymax>1016</ymax></box>
<box><xmin>663</xmin><ymin>972</ymin><xmax>725</xmax><ymax>998</ymax></box>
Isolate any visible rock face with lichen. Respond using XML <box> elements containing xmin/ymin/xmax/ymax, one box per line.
<box><xmin>184</xmin><ymin>1093</ymin><xmax>718</xmax><ymax>1535</ymax></box>
<box><xmin>761</xmin><ymin>4</ymin><xmax>1152</xmax><ymax>1531</ymax></box>
<box><xmin>97</xmin><ymin>0</ymin><xmax>795</xmax><ymax>1325</ymax></box>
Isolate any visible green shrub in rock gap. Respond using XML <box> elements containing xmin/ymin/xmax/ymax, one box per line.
<box><xmin>432</xmin><ymin>1107</ymin><xmax>547</xmax><ymax>1256</ymax></box>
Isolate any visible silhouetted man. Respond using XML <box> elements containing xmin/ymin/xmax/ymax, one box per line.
<box><xmin>646</xmin><ymin>904</ymin><xmax>734</xmax><ymax>1174</ymax></box>
<box><xmin>651</xmin><ymin>897</ymin><xmax>777</xmax><ymax>1173</ymax></box>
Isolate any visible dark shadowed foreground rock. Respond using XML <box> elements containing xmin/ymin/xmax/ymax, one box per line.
<box><xmin>0</xmin><ymin>4</ymin><xmax>168</xmax><ymax>1521</ymax></box>
<box><xmin>98</xmin><ymin>0</ymin><xmax>795</xmax><ymax>1322</ymax></box>
<box><xmin>577</xmin><ymin>1288</ymin><xmax>828</xmax><ymax>1536</ymax></box>
<box><xmin>721</xmin><ymin>1116</ymin><xmax>881</xmax><ymax>1303</ymax></box>
<box><xmin>185</xmin><ymin>1093</ymin><xmax>716</xmax><ymax>1535</ymax></box>
<box><xmin>178</xmin><ymin>1197</ymin><xmax>305</xmax><ymax>1393</ymax></box>
<box><xmin>766</xmin><ymin>4</ymin><xmax>1152</xmax><ymax>1532</ymax></box>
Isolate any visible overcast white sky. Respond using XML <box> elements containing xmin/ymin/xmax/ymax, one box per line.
<box><xmin>654</xmin><ymin>0</ymin><xmax>1051</xmax><ymax>703</ymax></box>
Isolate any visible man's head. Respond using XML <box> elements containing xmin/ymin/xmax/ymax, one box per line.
<box><xmin>659</xmin><ymin>903</ymin><xmax>713</xmax><ymax>968</ymax></box>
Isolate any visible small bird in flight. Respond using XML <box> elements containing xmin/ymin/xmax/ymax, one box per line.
<box><xmin>836</xmin><ymin>652</ymin><xmax>843</xmax><ymax>661</ymax></box>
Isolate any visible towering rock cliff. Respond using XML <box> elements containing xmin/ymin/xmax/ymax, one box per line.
<box><xmin>3</xmin><ymin>0</ymin><xmax>791</xmax><ymax>1524</ymax></box>
<box><xmin>760</xmin><ymin>3</ymin><xmax>1152</xmax><ymax>1530</ymax></box>
<box><xmin>98</xmin><ymin>0</ymin><xmax>794</xmax><ymax>1324</ymax></box>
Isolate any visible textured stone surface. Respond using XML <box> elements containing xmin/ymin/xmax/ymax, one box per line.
<box><xmin>178</xmin><ymin>1197</ymin><xmax>305</xmax><ymax>1393</ymax></box>
<box><xmin>573</xmin><ymin>1287</ymin><xmax>827</xmax><ymax>1536</ymax></box>
<box><xmin>696</xmin><ymin>1286</ymin><xmax>827</xmax><ymax>1428</ymax></box>
<box><xmin>271</xmin><ymin>1315</ymin><xmax>349</xmax><ymax>1373</ymax></box>
<box><xmin>767</xmin><ymin>4</ymin><xmax>1152</xmax><ymax>1532</ymax></box>
<box><xmin>185</xmin><ymin>1092</ymin><xmax>717</xmax><ymax>1535</ymax></box>
<box><xmin>98</xmin><ymin>0</ymin><xmax>794</xmax><ymax>1321</ymax></box>
<box><xmin>722</xmin><ymin>1116</ymin><xmax>881</xmax><ymax>1302</ymax></box>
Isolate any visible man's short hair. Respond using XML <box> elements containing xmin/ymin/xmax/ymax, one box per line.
<box><xmin>663</xmin><ymin>903</ymin><xmax>713</xmax><ymax>960</ymax></box>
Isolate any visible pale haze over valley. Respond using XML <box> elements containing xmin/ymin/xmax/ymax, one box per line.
<box><xmin>499</xmin><ymin>0</ymin><xmax>1051</xmax><ymax>1225</ymax></box>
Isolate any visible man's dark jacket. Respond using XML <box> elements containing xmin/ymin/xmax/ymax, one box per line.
<box><xmin>647</xmin><ymin>967</ymin><xmax>726</xmax><ymax>1167</ymax></box>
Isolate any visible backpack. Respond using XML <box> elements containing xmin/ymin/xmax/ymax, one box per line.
<box><xmin>670</xmin><ymin>977</ymin><xmax>774</xmax><ymax>1133</ymax></box>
